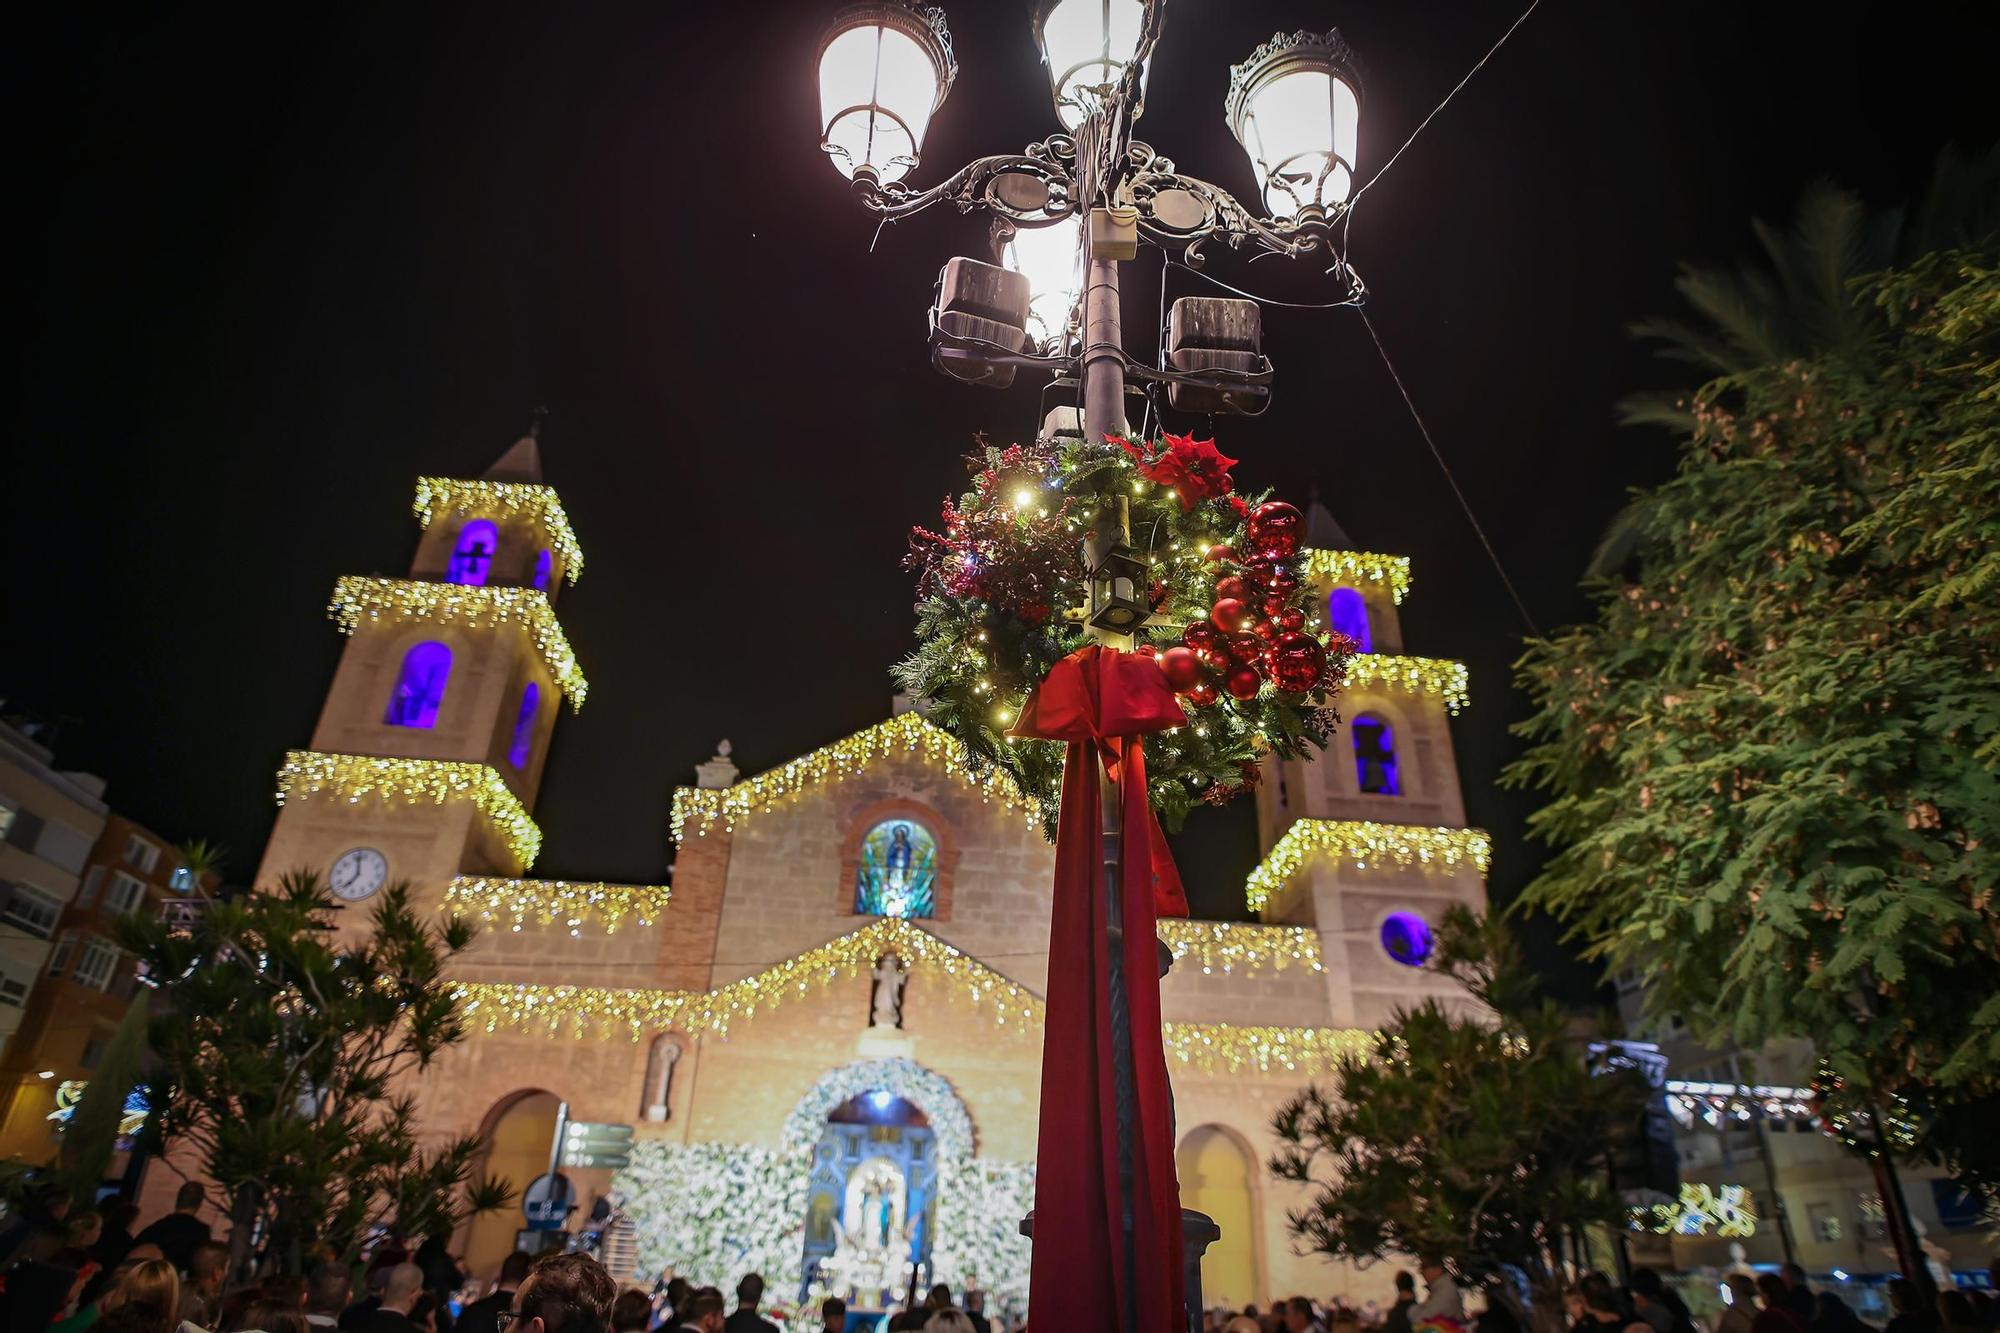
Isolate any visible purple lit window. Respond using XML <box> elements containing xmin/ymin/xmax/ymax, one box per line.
<box><xmin>1327</xmin><ymin>586</ymin><xmax>1372</xmax><ymax>652</ymax></box>
<box><xmin>447</xmin><ymin>519</ymin><xmax>499</xmax><ymax>586</ymax></box>
<box><xmin>533</xmin><ymin>549</ymin><xmax>552</xmax><ymax>591</ymax></box>
<box><xmin>1353</xmin><ymin>714</ymin><xmax>1399</xmax><ymax>795</ymax></box>
<box><xmin>508</xmin><ymin>682</ymin><xmax>540</xmax><ymax>768</ymax></box>
<box><xmin>385</xmin><ymin>641</ymin><xmax>452</xmax><ymax>728</ymax></box>
<box><xmin>1380</xmin><ymin>911</ymin><xmax>1433</xmax><ymax>967</ymax></box>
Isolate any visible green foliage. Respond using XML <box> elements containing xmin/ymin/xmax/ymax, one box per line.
<box><xmin>1508</xmin><ymin>248</ymin><xmax>2000</xmax><ymax>1184</ymax></box>
<box><xmin>895</xmin><ymin>437</ymin><xmax>1343</xmax><ymax>834</ymax></box>
<box><xmin>116</xmin><ymin>870</ymin><xmax>516</xmax><ymax>1270</ymax></box>
<box><xmin>57</xmin><ymin>990</ymin><xmax>151</xmax><ymax>1205</ymax></box>
<box><xmin>1270</xmin><ymin>908</ymin><xmax>1630</xmax><ymax>1305</ymax></box>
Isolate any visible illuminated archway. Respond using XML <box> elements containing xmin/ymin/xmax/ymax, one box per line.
<box><xmin>1178</xmin><ymin>1123</ymin><xmax>1262</xmax><ymax>1310</ymax></box>
<box><xmin>463</xmin><ymin>1089</ymin><xmax>560</xmax><ymax>1273</ymax></box>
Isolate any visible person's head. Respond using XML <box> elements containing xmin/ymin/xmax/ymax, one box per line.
<box><xmin>736</xmin><ymin>1273</ymin><xmax>766</xmax><ymax>1310</ymax></box>
<box><xmin>175</xmin><ymin>1181</ymin><xmax>207</xmax><ymax>1214</ymax></box>
<box><xmin>1395</xmin><ymin>1272</ymin><xmax>1416</xmax><ymax>1301</ymax></box>
<box><xmin>101</xmin><ymin>1197</ymin><xmax>141</xmax><ymax>1236</ymax></box>
<box><xmin>1630</xmin><ymin>1269</ymin><xmax>1664</xmax><ymax>1301</ymax></box>
<box><xmin>610</xmin><ymin>1289</ymin><xmax>653</xmax><ymax>1332</ymax></box>
<box><xmin>666</xmin><ymin>1277</ymin><xmax>691</xmax><ymax>1311</ymax></box>
<box><xmin>965</xmin><ymin>1290</ymin><xmax>984</xmax><ymax>1315</ymax></box>
<box><xmin>308</xmin><ymin>1263</ymin><xmax>353</xmax><ymax>1315</ymax></box>
<box><xmin>1938</xmin><ymin>1291</ymin><xmax>1976</xmax><ymax>1328</ymax></box>
<box><xmin>677</xmin><ymin>1286</ymin><xmax>726</xmax><ymax>1333</ymax></box>
<box><xmin>930</xmin><ymin>1314</ymin><xmax>976</xmax><ymax>1333</ymax></box>
<box><xmin>107</xmin><ymin>1258</ymin><xmax>181</xmax><ymax>1327</ymax></box>
<box><xmin>191</xmin><ymin>1239</ymin><xmax>232</xmax><ymax>1293</ymax></box>
<box><xmin>264</xmin><ymin>1272</ymin><xmax>310</xmax><ymax>1309</ymax></box>
<box><xmin>382</xmin><ymin>1263</ymin><xmax>426</xmax><ymax>1313</ymax></box>
<box><xmin>1582</xmin><ymin>1273</ymin><xmax>1622</xmax><ymax>1318</ymax></box>
<box><xmin>514</xmin><ymin>1252</ymin><xmax>618</xmax><ymax>1333</ymax></box>
<box><xmin>1726</xmin><ymin>1275</ymin><xmax>1759</xmax><ymax>1311</ymax></box>
<box><xmin>67</xmin><ymin>1209</ymin><xmax>104</xmax><ymax>1248</ymax></box>
<box><xmin>821</xmin><ymin>1294</ymin><xmax>847</xmax><ymax>1331</ymax></box>
<box><xmin>498</xmin><ymin>1249</ymin><xmax>535</xmax><ymax>1292</ymax></box>
<box><xmin>1419</xmin><ymin>1257</ymin><xmax>1446</xmax><ymax>1286</ymax></box>
<box><xmin>928</xmin><ymin>1283</ymin><xmax>953</xmax><ymax>1310</ymax></box>
<box><xmin>225</xmin><ymin>1298</ymin><xmax>310</xmax><ymax>1333</ymax></box>
<box><xmin>1782</xmin><ymin>1265</ymin><xmax>1807</xmax><ymax>1291</ymax></box>
<box><xmin>125</xmin><ymin>1242</ymin><xmax>165</xmax><ymax>1264</ymax></box>
<box><xmin>1756</xmin><ymin>1275</ymin><xmax>1789</xmax><ymax>1311</ymax></box>
<box><xmin>1285</xmin><ymin>1295</ymin><xmax>1315</xmax><ymax>1331</ymax></box>
<box><xmin>1224</xmin><ymin>1319</ymin><xmax>1263</xmax><ymax>1333</ymax></box>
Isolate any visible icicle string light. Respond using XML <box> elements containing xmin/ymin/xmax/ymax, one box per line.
<box><xmin>1245</xmin><ymin>818</ymin><xmax>1491</xmax><ymax>912</ymax></box>
<box><xmin>274</xmin><ymin>751</ymin><xmax>543</xmax><ymax>868</ymax></box>
<box><xmin>1301</xmin><ymin>548</ymin><xmax>1412</xmax><ymax>604</ymax></box>
<box><xmin>412</xmin><ymin>477</ymin><xmax>583</xmax><ymax>584</ymax></box>
<box><xmin>1343</xmin><ymin>653</ymin><xmax>1471</xmax><ymax>713</ymax></box>
<box><xmin>1156</xmin><ymin>920</ymin><xmax>1323</xmax><ymax>974</ymax></box>
<box><xmin>445</xmin><ymin>877</ymin><xmax>671</xmax><ymax>934</ymax></box>
<box><xmin>450</xmin><ymin>917</ymin><xmax>1373</xmax><ymax>1073</ymax></box>
<box><xmin>671</xmin><ymin>713</ymin><xmax>1043</xmax><ymax>842</ymax></box>
<box><xmin>328</xmin><ymin>577</ymin><xmax>588</xmax><ymax>707</ymax></box>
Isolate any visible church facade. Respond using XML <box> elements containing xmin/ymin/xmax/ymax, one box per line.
<box><xmin>248</xmin><ymin>435</ymin><xmax>1490</xmax><ymax>1316</ymax></box>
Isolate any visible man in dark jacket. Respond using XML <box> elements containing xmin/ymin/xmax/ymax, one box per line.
<box><xmin>1383</xmin><ymin>1272</ymin><xmax>1417</xmax><ymax>1333</ymax></box>
<box><xmin>461</xmin><ymin>1252</ymin><xmax>534</xmax><ymax>1333</ymax></box>
<box><xmin>724</xmin><ymin>1274</ymin><xmax>779</xmax><ymax>1333</ymax></box>
<box><xmin>131</xmin><ymin>1181</ymin><xmax>213</xmax><ymax>1273</ymax></box>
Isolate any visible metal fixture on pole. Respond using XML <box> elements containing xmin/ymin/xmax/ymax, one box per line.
<box><xmin>815</xmin><ymin>6</ymin><xmax>1371</xmax><ymax>1327</ymax></box>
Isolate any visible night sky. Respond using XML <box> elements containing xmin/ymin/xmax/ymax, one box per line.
<box><xmin>14</xmin><ymin>2</ymin><xmax>2000</xmax><ymax>997</ymax></box>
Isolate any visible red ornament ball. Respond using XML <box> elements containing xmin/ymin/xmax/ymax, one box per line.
<box><xmin>1160</xmin><ymin>646</ymin><xmax>1204</xmax><ymax>691</ymax></box>
<box><xmin>1268</xmin><ymin>631</ymin><xmax>1328</xmax><ymax>695</ymax></box>
<box><xmin>1254</xmin><ymin>619</ymin><xmax>1279</xmax><ymax>641</ymax></box>
<box><xmin>1226</xmin><ymin>631</ymin><xmax>1266</xmax><ymax>665</ymax></box>
<box><xmin>1204</xmin><ymin>543</ymin><xmax>1235</xmax><ymax>565</ymax></box>
<box><xmin>1182</xmin><ymin>621</ymin><xmax>1219</xmax><ymax>652</ymax></box>
<box><xmin>1215</xmin><ymin>575</ymin><xmax>1251</xmax><ymax>604</ymax></box>
<box><xmin>1245</xmin><ymin>558</ymin><xmax>1301</xmax><ymax>596</ymax></box>
<box><xmin>1133</xmin><ymin>642</ymin><xmax>1158</xmax><ymax>658</ymax></box>
<box><xmin>1277</xmin><ymin>608</ymin><xmax>1306</xmax><ymax>632</ymax></box>
<box><xmin>1210</xmin><ymin>598</ymin><xmax>1250</xmax><ymax>631</ymax></box>
<box><xmin>1185</xmin><ymin>682</ymin><xmax>1219</xmax><ymax>707</ymax></box>
<box><xmin>1260</xmin><ymin>593</ymin><xmax>1290</xmax><ymax>618</ymax></box>
<box><xmin>1224</xmin><ymin>663</ymin><xmax>1263</xmax><ymax>701</ymax></box>
<box><xmin>1245</xmin><ymin>501</ymin><xmax>1305</xmax><ymax>560</ymax></box>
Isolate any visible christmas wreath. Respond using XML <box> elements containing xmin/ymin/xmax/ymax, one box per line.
<box><xmin>896</xmin><ymin>433</ymin><xmax>1352</xmax><ymax>833</ymax></box>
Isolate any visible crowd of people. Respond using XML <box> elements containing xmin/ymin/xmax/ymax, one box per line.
<box><xmin>6</xmin><ymin>1185</ymin><xmax>1997</xmax><ymax>1333</ymax></box>
<box><xmin>1196</xmin><ymin>1257</ymin><xmax>2000</xmax><ymax>1333</ymax></box>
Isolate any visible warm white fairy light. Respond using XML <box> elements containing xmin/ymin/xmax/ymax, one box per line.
<box><xmin>1344</xmin><ymin>654</ymin><xmax>1470</xmax><ymax>713</ymax></box>
<box><xmin>1301</xmin><ymin>548</ymin><xmax>1412</xmax><ymax>604</ymax></box>
<box><xmin>1245</xmin><ymin>818</ymin><xmax>1491</xmax><ymax>912</ymax></box>
<box><xmin>275</xmin><ymin>751</ymin><xmax>542</xmax><ymax>867</ymax></box>
<box><xmin>328</xmin><ymin>577</ymin><xmax>588</xmax><ymax>707</ymax></box>
<box><xmin>445</xmin><ymin>877</ymin><xmax>671</xmax><ymax>933</ymax></box>
<box><xmin>412</xmin><ymin>477</ymin><xmax>584</xmax><ymax>583</ymax></box>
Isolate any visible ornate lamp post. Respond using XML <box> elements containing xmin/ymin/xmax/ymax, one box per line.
<box><xmin>814</xmin><ymin>6</ymin><xmax>1365</xmax><ymax>1327</ymax></box>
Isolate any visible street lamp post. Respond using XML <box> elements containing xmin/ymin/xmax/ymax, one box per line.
<box><xmin>815</xmin><ymin>6</ymin><xmax>1366</xmax><ymax>1326</ymax></box>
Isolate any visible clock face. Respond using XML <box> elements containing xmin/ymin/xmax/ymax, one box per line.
<box><xmin>329</xmin><ymin>847</ymin><xmax>389</xmax><ymax>902</ymax></box>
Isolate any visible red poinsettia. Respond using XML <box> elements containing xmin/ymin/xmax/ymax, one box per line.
<box><xmin>1114</xmin><ymin>432</ymin><xmax>1239</xmax><ymax>511</ymax></box>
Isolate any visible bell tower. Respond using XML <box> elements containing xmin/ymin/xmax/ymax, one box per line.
<box><xmin>254</xmin><ymin>425</ymin><xmax>588</xmax><ymax>918</ymax></box>
<box><xmin>1252</xmin><ymin>500</ymin><xmax>1489</xmax><ymax>1027</ymax></box>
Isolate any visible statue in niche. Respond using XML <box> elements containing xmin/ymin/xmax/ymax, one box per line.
<box><xmin>870</xmin><ymin>953</ymin><xmax>907</xmax><ymax>1029</ymax></box>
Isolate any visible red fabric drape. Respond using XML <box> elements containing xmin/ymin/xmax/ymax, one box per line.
<box><xmin>1011</xmin><ymin>645</ymin><xmax>1188</xmax><ymax>1331</ymax></box>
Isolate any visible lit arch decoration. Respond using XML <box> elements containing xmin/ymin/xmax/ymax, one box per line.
<box><xmin>780</xmin><ymin>1057</ymin><xmax>974</xmax><ymax>1160</ymax></box>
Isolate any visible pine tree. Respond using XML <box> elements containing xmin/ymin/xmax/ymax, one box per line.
<box><xmin>1270</xmin><ymin>909</ymin><xmax>1633</xmax><ymax>1333</ymax></box>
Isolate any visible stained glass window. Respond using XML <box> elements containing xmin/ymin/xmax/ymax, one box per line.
<box><xmin>853</xmin><ymin>819</ymin><xmax>937</xmax><ymax>919</ymax></box>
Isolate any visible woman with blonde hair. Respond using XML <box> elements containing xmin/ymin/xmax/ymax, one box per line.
<box><xmin>96</xmin><ymin>1258</ymin><xmax>182</xmax><ymax>1333</ymax></box>
<box><xmin>929</xmin><ymin>1313</ymin><xmax>978</xmax><ymax>1333</ymax></box>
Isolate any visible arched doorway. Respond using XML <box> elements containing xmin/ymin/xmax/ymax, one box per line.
<box><xmin>1179</xmin><ymin>1124</ymin><xmax>1261</xmax><ymax>1310</ymax></box>
<box><xmin>464</xmin><ymin>1090</ymin><xmax>561</xmax><ymax>1275</ymax></box>
<box><xmin>802</xmin><ymin>1093</ymin><xmax>938</xmax><ymax>1309</ymax></box>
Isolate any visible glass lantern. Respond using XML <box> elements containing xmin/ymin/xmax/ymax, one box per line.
<box><xmin>1031</xmin><ymin>0</ymin><xmax>1153</xmax><ymax>130</ymax></box>
<box><xmin>998</xmin><ymin>215</ymin><xmax>1084</xmax><ymax>349</ymax></box>
<box><xmin>1087</xmin><ymin>540</ymin><xmax>1149</xmax><ymax>634</ymax></box>
<box><xmin>1226</xmin><ymin>30</ymin><xmax>1363</xmax><ymax>218</ymax></box>
<box><xmin>818</xmin><ymin>2</ymin><xmax>958</xmax><ymax>184</ymax></box>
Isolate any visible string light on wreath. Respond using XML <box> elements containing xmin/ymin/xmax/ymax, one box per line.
<box><xmin>897</xmin><ymin>436</ymin><xmax>1353</xmax><ymax>832</ymax></box>
<box><xmin>1245</xmin><ymin>818</ymin><xmax>1491</xmax><ymax>912</ymax></box>
<box><xmin>411</xmin><ymin>477</ymin><xmax>583</xmax><ymax>583</ymax></box>
<box><xmin>275</xmin><ymin>751</ymin><xmax>542</xmax><ymax>867</ymax></box>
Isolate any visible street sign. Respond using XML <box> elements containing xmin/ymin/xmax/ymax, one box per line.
<box><xmin>557</xmin><ymin>1121</ymin><xmax>635</xmax><ymax>1169</ymax></box>
<box><xmin>522</xmin><ymin>1171</ymin><xmax>576</xmax><ymax>1230</ymax></box>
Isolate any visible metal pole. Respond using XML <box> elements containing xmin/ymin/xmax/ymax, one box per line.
<box><xmin>1868</xmin><ymin>1107</ymin><xmax>1933</xmax><ymax>1302</ymax></box>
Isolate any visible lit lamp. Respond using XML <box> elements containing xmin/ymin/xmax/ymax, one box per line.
<box><xmin>1226</xmin><ymin>31</ymin><xmax>1363</xmax><ymax>219</ymax></box>
<box><xmin>998</xmin><ymin>216</ymin><xmax>1084</xmax><ymax>348</ymax></box>
<box><xmin>1031</xmin><ymin>0</ymin><xmax>1152</xmax><ymax>130</ymax></box>
<box><xmin>817</xmin><ymin>2</ymin><xmax>958</xmax><ymax>187</ymax></box>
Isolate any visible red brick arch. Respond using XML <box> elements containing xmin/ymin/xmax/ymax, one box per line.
<box><xmin>836</xmin><ymin>797</ymin><xmax>962</xmax><ymax>923</ymax></box>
